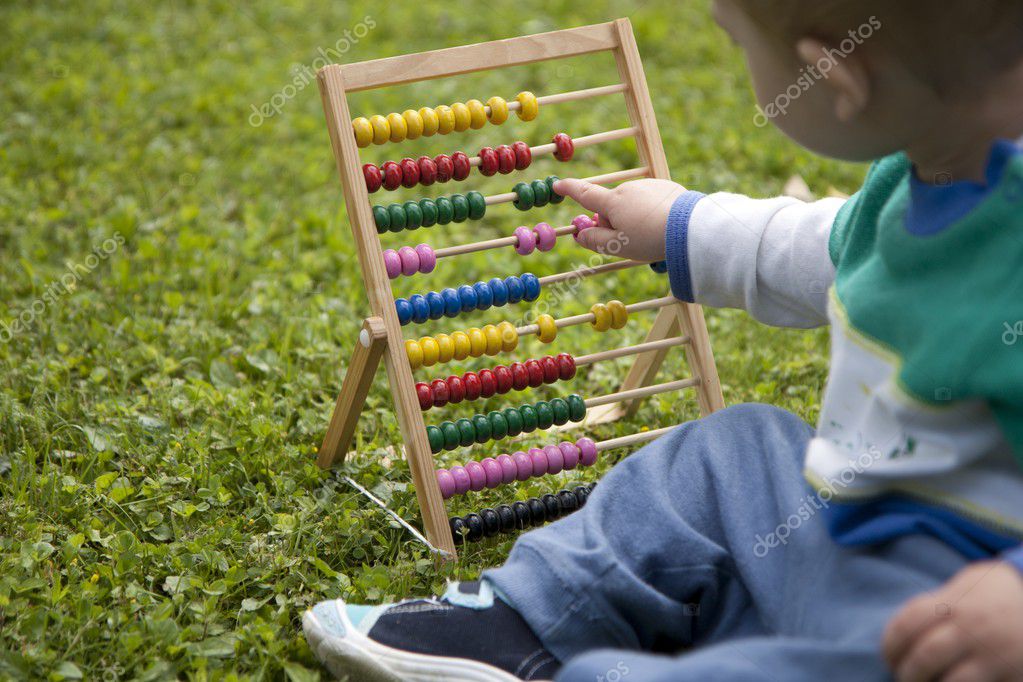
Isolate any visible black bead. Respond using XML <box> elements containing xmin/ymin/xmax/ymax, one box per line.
<box><xmin>480</xmin><ymin>508</ymin><xmax>501</xmax><ymax>537</ymax></box>
<box><xmin>542</xmin><ymin>493</ymin><xmax>561</xmax><ymax>520</ymax></box>
<box><xmin>557</xmin><ymin>489</ymin><xmax>579</xmax><ymax>514</ymax></box>
<box><xmin>573</xmin><ymin>484</ymin><xmax>592</xmax><ymax>507</ymax></box>
<box><xmin>527</xmin><ymin>498</ymin><xmax>547</xmax><ymax>525</ymax></box>
<box><xmin>496</xmin><ymin>504</ymin><xmax>516</xmax><ymax>533</ymax></box>
<box><xmin>464</xmin><ymin>513</ymin><xmax>485</xmax><ymax>542</ymax></box>
<box><xmin>512</xmin><ymin>501</ymin><xmax>531</xmax><ymax>529</ymax></box>
<box><xmin>450</xmin><ymin>516</ymin><xmax>467</xmax><ymax>545</ymax></box>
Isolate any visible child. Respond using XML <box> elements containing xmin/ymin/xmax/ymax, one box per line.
<box><xmin>304</xmin><ymin>0</ymin><xmax>1023</xmax><ymax>679</ymax></box>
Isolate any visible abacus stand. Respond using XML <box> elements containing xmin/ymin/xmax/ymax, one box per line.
<box><xmin>315</xmin><ymin>19</ymin><xmax>725</xmax><ymax>559</ymax></box>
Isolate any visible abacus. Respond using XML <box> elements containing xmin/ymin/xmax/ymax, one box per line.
<box><xmin>315</xmin><ymin>19</ymin><xmax>724</xmax><ymax>558</ymax></box>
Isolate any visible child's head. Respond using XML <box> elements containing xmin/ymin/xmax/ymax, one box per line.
<box><xmin>713</xmin><ymin>0</ymin><xmax>1023</xmax><ymax>164</ymax></box>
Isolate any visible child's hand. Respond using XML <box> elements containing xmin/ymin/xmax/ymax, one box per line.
<box><xmin>553</xmin><ymin>178</ymin><xmax>688</xmax><ymax>262</ymax></box>
<box><xmin>883</xmin><ymin>560</ymin><xmax>1023</xmax><ymax>681</ymax></box>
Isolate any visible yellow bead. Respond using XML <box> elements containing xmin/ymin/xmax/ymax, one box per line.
<box><xmin>486</xmin><ymin>96</ymin><xmax>508</xmax><ymax>125</ymax></box>
<box><xmin>535</xmin><ymin>314</ymin><xmax>557</xmax><ymax>344</ymax></box>
<box><xmin>516</xmin><ymin>91</ymin><xmax>539</xmax><ymax>121</ymax></box>
<box><xmin>419</xmin><ymin>107</ymin><xmax>439</xmax><ymax>136</ymax></box>
<box><xmin>434</xmin><ymin>105</ymin><xmax>455</xmax><ymax>135</ymax></box>
<box><xmin>497</xmin><ymin>321</ymin><xmax>518</xmax><ymax>352</ymax></box>
<box><xmin>435</xmin><ymin>333</ymin><xmax>455</xmax><ymax>363</ymax></box>
<box><xmin>466</xmin><ymin>99</ymin><xmax>487</xmax><ymax>129</ymax></box>
<box><xmin>451</xmin><ymin>331</ymin><xmax>471</xmax><ymax>361</ymax></box>
<box><xmin>352</xmin><ymin>117</ymin><xmax>373</xmax><ymax>147</ymax></box>
<box><xmin>590</xmin><ymin>303</ymin><xmax>611</xmax><ymax>332</ymax></box>
<box><xmin>451</xmin><ymin>102</ymin><xmax>471</xmax><ymax>132</ymax></box>
<box><xmin>607</xmin><ymin>300</ymin><xmax>628</xmax><ymax>329</ymax></box>
<box><xmin>370</xmin><ymin>114</ymin><xmax>390</xmax><ymax>145</ymax></box>
<box><xmin>483</xmin><ymin>324</ymin><xmax>502</xmax><ymax>356</ymax></box>
<box><xmin>386</xmin><ymin>112</ymin><xmax>407</xmax><ymax>143</ymax></box>
<box><xmin>467</xmin><ymin>327</ymin><xmax>487</xmax><ymax>357</ymax></box>
<box><xmin>419</xmin><ymin>336</ymin><xmax>440</xmax><ymax>367</ymax></box>
<box><xmin>402</xmin><ymin>109</ymin><xmax>424</xmax><ymax>139</ymax></box>
<box><xmin>405</xmin><ymin>339</ymin><xmax>423</xmax><ymax>370</ymax></box>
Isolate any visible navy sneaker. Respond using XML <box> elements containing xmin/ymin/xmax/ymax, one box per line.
<box><xmin>303</xmin><ymin>580</ymin><xmax>560</xmax><ymax>681</ymax></box>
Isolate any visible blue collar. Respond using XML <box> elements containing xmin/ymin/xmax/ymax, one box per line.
<box><xmin>905</xmin><ymin>139</ymin><xmax>1021</xmax><ymax>236</ymax></box>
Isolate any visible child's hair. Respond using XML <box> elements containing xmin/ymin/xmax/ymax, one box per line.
<box><xmin>735</xmin><ymin>0</ymin><xmax>1023</xmax><ymax>95</ymax></box>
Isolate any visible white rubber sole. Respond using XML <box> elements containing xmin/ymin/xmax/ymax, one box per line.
<box><xmin>303</xmin><ymin>604</ymin><xmax>534</xmax><ymax>682</ymax></box>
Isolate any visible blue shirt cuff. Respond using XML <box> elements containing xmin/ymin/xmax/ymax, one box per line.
<box><xmin>665</xmin><ymin>190</ymin><xmax>706</xmax><ymax>302</ymax></box>
<box><xmin>1003</xmin><ymin>545</ymin><xmax>1023</xmax><ymax>575</ymax></box>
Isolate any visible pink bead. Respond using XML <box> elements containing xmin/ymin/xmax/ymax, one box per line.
<box><xmin>464</xmin><ymin>461</ymin><xmax>487</xmax><ymax>491</ymax></box>
<box><xmin>383</xmin><ymin>249</ymin><xmax>402</xmax><ymax>279</ymax></box>
<box><xmin>543</xmin><ymin>444</ymin><xmax>564</xmax><ymax>475</ymax></box>
<box><xmin>559</xmin><ymin>441</ymin><xmax>580</xmax><ymax>470</ymax></box>
<box><xmin>496</xmin><ymin>454</ymin><xmax>518</xmax><ymax>484</ymax></box>
<box><xmin>512</xmin><ymin>451</ymin><xmax>532</xmax><ymax>481</ymax></box>
<box><xmin>415</xmin><ymin>243</ymin><xmax>436</xmax><ymax>274</ymax></box>
<box><xmin>528</xmin><ymin>447</ymin><xmax>548</xmax><ymax>477</ymax></box>
<box><xmin>514</xmin><ymin>225</ymin><xmax>536</xmax><ymax>255</ymax></box>
<box><xmin>481</xmin><ymin>457</ymin><xmax>503</xmax><ymax>489</ymax></box>
<box><xmin>397</xmin><ymin>246</ymin><xmax>420</xmax><ymax>276</ymax></box>
<box><xmin>436</xmin><ymin>469</ymin><xmax>457</xmax><ymax>499</ymax></box>
<box><xmin>533</xmin><ymin>222</ymin><xmax>557</xmax><ymax>252</ymax></box>
<box><xmin>571</xmin><ymin>214</ymin><xmax>595</xmax><ymax>235</ymax></box>
<box><xmin>450</xmin><ymin>466</ymin><xmax>471</xmax><ymax>495</ymax></box>
<box><xmin>577</xmin><ymin>437</ymin><xmax>598</xmax><ymax>467</ymax></box>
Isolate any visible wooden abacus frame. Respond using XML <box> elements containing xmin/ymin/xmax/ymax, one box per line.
<box><xmin>315</xmin><ymin>18</ymin><xmax>724</xmax><ymax>558</ymax></box>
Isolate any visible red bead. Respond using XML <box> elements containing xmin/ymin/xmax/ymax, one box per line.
<box><xmin>434</xmin><ymin>154</ymin><xmax>454</xmax><ymax>183</ymax></box>
<box><xmin>417</xmin><ymin>156</ymin><xmax>437</xmax><ymax>186</ymax></box>
<box><xmin>509</xmin><ymin>362</ymin><xmax>529</xmax><ymax>391</ymax></box>
<box><xmin>463</xmin><ymin>372</ymin><xmax>482</xmax><ymax>401</ymax></box>
<box><xmin>525</xmin><ymin>360</ymin><xmax>544</xmax><ymax>388</ymax></box>
<box><xmin>363</xmin><ymin>164</ymin><xmax>382</xmax><ymax>193</ymax></box>
<box><xmin>399</xmin><ymin>158</ymin><xmax>420</xmax><ymax>188</ymax></box>
<box><xmin>493</xmin><ymin>365</ymin><xmax>513</xmax><ymax>394</ymax></box>
<box><xmin>511</xmin><ymin>141</ymin><xmax>531</xmax><ymax>171</ymax></box>
<box><xmin>495</xmin><ymin>145</ymin><xmax>516</xmax><ymax>174</ymax></box>
<box><xmin>478</xmin><ymin>147</ymin><xmax>499</xmax><ymax>177</ymax></box>
<box><xmin>415</xmin><ymin>382</ymin><xmax>433</xmax><ymax>410</ymax></box>
<box><xmin>451</xmin><ymin>151</ymin><xmax>471</xmax><ymax>181</ymax></box>
<box><xmin>430</xmin><ymin>378</ymin><xmax>450</xmax><ymax>408</ymax></box>
<box><xmin>381</xmin><ymin>161</ymin><xmax>402</xmax><ymax>191</ymax></box>
<box><xmin>478</xmin><ymin>369</ymin><xmax>497</xmax><ymax>398</ymax></box>
<box><xmin>552</xmin><ymin>133</ymin><xmax>574</xmax><ymax>162</ymax></box>
<box><xmin>540</xmin><ymin>356</ymin><xmax>559</xmax><ymax>384</ymax></box>
<box><xmin>556</xmin><ymin>353</ymin><xmax>576</xmax><ymax>380</ymax></box>
<box><xmin>446</xmin><ymin>375</ymin><xmax>465</xmax><ymax>404</ymax></box>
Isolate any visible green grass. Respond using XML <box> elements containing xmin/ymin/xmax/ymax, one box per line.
<box><xmin>0</xmin><ymin>1</ymin><xmax>864</xmax><ymax>678</ymax></box>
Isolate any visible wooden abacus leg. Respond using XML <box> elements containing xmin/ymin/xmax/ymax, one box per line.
<box><xmin>672</xmin><ymin>302</ymin><xmax>725</xmax><ymax>416</ymax></box>
<box><xmin>317</xmin><ymin>317</ymin><xmax>388</xmax><ymax>469</ymax></box>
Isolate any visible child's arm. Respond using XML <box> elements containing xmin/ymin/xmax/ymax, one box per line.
<box><xmin>555</xmin><ymin>178</ymin><xmax>847</xmax><ymax>329</ymax></box>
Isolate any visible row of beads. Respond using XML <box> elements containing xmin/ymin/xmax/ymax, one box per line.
<box><xmin>373</xmin><ymin>192</ymin><xmax>486</xmax><ymax>233</ymax></box>
<box><xmin>590</xmin><ymin>301</ymin><xmax>628</xmax><ymax>331</ymax></box>
<box><xmin>415</xmin><ymin>354</ymin><xmax>576</xmax><ymax>411</ymax></box>
<box><xmin>383</xmin><ymin>244</ymin><xmax>436</xmax><ymax>278</ymax></box>
<box><xmin>395</xmin><ymin>274</ymin><xmax>540</xmax><ymax>326</ymax></box>
<box><xmin>512</xmin><ymin>178</ymin><xmax>564</xmax><ymax>210</ymax></box>
<box><xmin>450</xmin><ymin>484</ymin><xmax>595</xmax><ymax>544</ymax></box>
<box><xmin>363</xmin><ymin>152</ymin><xmax>470</xmax><ymax>193</ymax></box>
<box><xmin>513</xmin><ymin>221</ymin><xmax>557</xmax><ymax>255</ymax></box>
<box><xmin>436</xmin><ymin>437</ymin><xmax>598</xmax><ymax>498</ymax></box>
<box><xmin>351</xmin><ymin>93</ymin><xmax>538</xmax><ymax>148</ymax></box>
<box><xmin>478</xmin><ymin>141</ymin><xmax>532</xmax><ymax>177</ymax></box>
<box><xmin>405</xmin><ymin>322</ymin><xmax>519</xmax><ymax>370</ymax></box>
<box><xmin>425</xmin><ymin>395</ymin><xmax>586</xmax><ymax>453</ymax></box>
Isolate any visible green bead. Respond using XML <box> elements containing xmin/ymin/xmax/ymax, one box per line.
<box><xmin>403</xmin><ymin>200</ymin><xmax>423</xmax><ymax>229</ymax></box>
<box><xmin>426</xmin><ymin>425</ymin><xmax>444</xmax><ymax>454</ymax></box>
<box><xmin>503</xmin><ymin>407</ymin><xmax>523</xmax><ymax>436</ymax></box>
<box><xmin>519</xmin><ymin>404</ymin><xmax>538</xmax><ymax>432</ymax></box>
<box><xmin>466</xmin><ymin>191</ymin><xmax>486</xmax><ymax>220</ymax></box>
<box><xmin>419</xmin><ymin>198</ymin><xmax>438</xmax><ymax>227</ymax></box>
<box><xmin>472</xmin><ymin>414</ymin><xmax>491</xmax><ymax>443</ymax></box>
<box><xmin>546</xmin><ymin>175</ymin><xmax>564</xmax><ymax>204</ymax></box>
<box><xmin>488</xmin><ymin>411</ymin><xmax>508</xmax><ymax>440</ymax></box>
<box><xmin>549</xmin><ymin>398</ymin><xmax>570</xmax><ymax>426</ymax></box>
<box><xmin>450</xmin><ymin>194</ymin><xmax>469</xmax><ymax>223</ymax></box>
<box><xmin>512</xmin><ymin>182</ymin><xmax>534</xmax><ymax>211</ymax></box>
<box><xmin>441</xmin><ymin>421</ymin><xmax>461</xmax><ymax>451</ymax></box>
<box><xmin>435</xmin><ymin>196</ymin><xmax>454</xmax><ymax>224</ymax></box>
<box><xmin>530</xmin><ymin>179</ymin><xmax>550</xmax><ymax>207</ymax></box>
<box><xmin>534</xmin><ymin>400</ymin><xmax>554</xmax><ymax>429</ymax></box>
<box><xmin>387</xmin><ymin>204</ymin><xmax>407</xmax><ymax>232</ymax></box>
<box><xmin>567</xmin><ymin>394</ymin><xmax>586</xmax><ymax>422</ymax></box>
<box><xmin>456</xmin><ymin>418</ymin><xmax>475</xmax><ymax>447</ymax></box>
<box><xmin>373</xmin><ymin>205</ymin><xmax>390</xmax><ymax>232</ymax></box>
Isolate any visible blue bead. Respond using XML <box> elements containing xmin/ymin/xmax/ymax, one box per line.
<box><xmin>426</xmin><ymin>291</ymin><xmax>446</xmax><ymax>320</ymax></box>
<box><xmin>409</xmin><ymin>294</ymin><xmax>430</xmax><ymax>324</ymax></box>
<box><xmin>488</xmin><ymin>277</ymin><xmax>508</xmax><ymax>306</ymax></box>
<box><xmin>457</xmin><ymin>284</ymin><xmax>478</xmax><ymax>312</ymax></box>
<box><xmin>473</xmin><ymin>282</ymin><xmax>493</xmax><ymax>310</ymax></box>
<box><xmin>505</xmin><ymin>275</ymin><xmax>524</xmax><ymax>303</ymax></box>
<box><xmin>395</xmin><ymin>298</ymin><xmax>413</xmax><ymax>325</ymax></box>
<box><xmin>649</xmin><ymin>260</ymin><xmax>668</xmax><ymax>274</ymax></box>
<box><xmin>521</xmin><ymin>273</ymin><xmax>541</xmax><ymax>302</ymax></box>
<box><xmin>441</xmin><ymin>288</ymin><xmax>461</xmax><ymax>317</ymax></box>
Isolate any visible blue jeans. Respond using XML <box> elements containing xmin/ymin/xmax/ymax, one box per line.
<box><xmin>485</xmin><ymin>404</ymin><xmax>968</xmax><ymax>681</ymax></box>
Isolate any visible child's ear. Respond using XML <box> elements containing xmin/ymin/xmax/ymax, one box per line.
<box><xmin>796</xmin><ymin>38</ymin><xmax>871</xmax><ymax>122</ymax></box>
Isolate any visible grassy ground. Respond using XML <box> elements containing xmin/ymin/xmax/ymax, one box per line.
<box><xmin>0</xmin><ymin>1</ymin><xmax>865</xmax><ymax>678</ymax></box>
